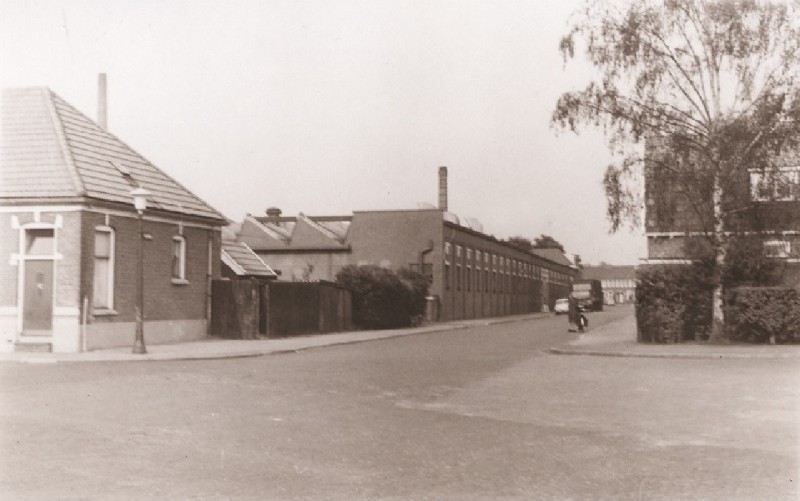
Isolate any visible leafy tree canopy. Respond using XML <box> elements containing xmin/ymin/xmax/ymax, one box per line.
<box><xmin>533</xmin><ymin>234</ymin><xmax>565</xmax><ymax>252</ymax></box>
<box><xmin>554</xmin><ymin>0</ymin><xmax>800</xmax><ymax>232</ymax></box>
<box><xmin>505</xmin><ymin>236</ymin><xmax>534</xmax><ymax>252</ymax></box>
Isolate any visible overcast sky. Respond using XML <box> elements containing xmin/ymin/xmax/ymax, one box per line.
<box><xmin>1</xmin><ymin>0</ymin><xmax>647</xmax><ymax>265</ymax></box>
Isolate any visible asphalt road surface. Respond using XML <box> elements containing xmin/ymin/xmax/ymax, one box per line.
<box><xmin>1</xmin><ymin>305</ymin><xmax>798</xmax><ymax>500</ymax></box>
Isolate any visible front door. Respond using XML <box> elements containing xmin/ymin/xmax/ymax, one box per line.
<box><xmin>23</xmin><ymin>260</ymin><xmax>54</xmax><ymax>335</ymax></box>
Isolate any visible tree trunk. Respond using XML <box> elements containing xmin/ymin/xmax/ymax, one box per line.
<box><xmin>709</xmin><ymin>173</ymin><xmax>726</xmax><ymax>343</ymax></box>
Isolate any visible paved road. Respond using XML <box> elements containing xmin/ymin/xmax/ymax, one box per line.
<box><xmin>1</xmin><ymin>306</ymin><xmax>797</xmax><ymax>500</ymax></box>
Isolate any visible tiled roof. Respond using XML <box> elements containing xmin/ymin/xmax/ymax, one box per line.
<box><xmin>1</xmin><ymin>87</ymin><xmax>225</xmax><ymax>222</ymax></box>
<box><xmin>221</xmin><ymin>241</ymin><xmax>277</xmax><ymax>278</ymax></box>
<box><xmin>581</xmin><ymin>265</ymin><xmax>636</xmax><ymax>280</ymax></box>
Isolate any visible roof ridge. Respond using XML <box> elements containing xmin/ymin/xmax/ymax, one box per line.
<box><xmin>246</xmin><ymin>214</ymin><xmax>290</xmax><ymax>242</ymax></box>
<box><xmin>298</xmin><ymin>213</ymin><xmax>342</xmax><ymax>242</ymax></box>
<box><xmin>43</xmin><ymin>88</ymin><xmax>85</xmax><ymax>196</ymax></box>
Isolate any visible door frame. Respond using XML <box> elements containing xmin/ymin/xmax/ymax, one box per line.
<box><xmin>12</xmin><ymin>216</ymin><xmax>63</xmax><ymax>340</ymax></box>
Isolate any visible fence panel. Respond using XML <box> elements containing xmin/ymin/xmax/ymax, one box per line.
<box><xmin>211</xmin><ymin>279</ymin><xmax>260</xmax><ymax>339</ymax></box>
<box><xmin>266</xmin><ymin>281</ymin><xmax>352</xmax><ymax>338</ymax></box>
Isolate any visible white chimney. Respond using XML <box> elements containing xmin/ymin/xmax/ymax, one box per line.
<box><xmin>98</xmin><ymin>73</ymin><xmax>107</xmax><ymax>130</ymax></box>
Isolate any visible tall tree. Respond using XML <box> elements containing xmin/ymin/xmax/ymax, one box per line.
<box><xmin>553</xmin><ymin>0</ymin><xmax>800</xmax><ymax>340</ymax></box>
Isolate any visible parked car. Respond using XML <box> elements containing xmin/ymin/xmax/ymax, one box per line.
<box><xmin>554</xmin><ymin>298</ymin><xmax>569</xmax><ymax>315</ymax></box>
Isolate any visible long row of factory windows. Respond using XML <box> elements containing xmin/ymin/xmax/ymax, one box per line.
<box><xmin>443</xmin><ymin>241</ymin><xmax>570</xmax><ymax>293</ymax></box>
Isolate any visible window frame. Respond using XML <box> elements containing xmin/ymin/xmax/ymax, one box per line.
<box><xmin>93</xmin><ymin>226</ymin><xmax>116</xmax><ymax>311</ymax></box>
<box><xmin>171</xmin><ymin>235</ymin><xmax>188</xmax><ymax>283</ymax></box>
<box><xmin>750</xmin><ymin>167</ymin><xmax>800</xmax><ymax>202</ymax></box>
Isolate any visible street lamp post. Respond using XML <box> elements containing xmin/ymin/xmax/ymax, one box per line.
<box><xmin>131</xmin><ymin>187</ymin><xmax>151</xmax><ymax>354</ymax></box>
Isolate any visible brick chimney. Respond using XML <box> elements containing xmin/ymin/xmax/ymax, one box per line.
<box><xmin>266</xmin><ymin>207</ymin><xmax>282</xmax><ymax>220</ymax></box>
<box><xmin>98</xmin><ymin>73</ymin><xmax>107</xmax><ymax>130</ymax></box>
<box><xmin>438</xmin><ymin>166</ymin><xmax>448</xmax><ymax>211</ymax></box>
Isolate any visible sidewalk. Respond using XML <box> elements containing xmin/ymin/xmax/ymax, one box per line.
<box><xmin>0</xmin><ymin>313</ymin><xmax>550</xmax><ymax>364</ymax></box>
<box><xmin>548</xmin><ymin>315</ymin><xmax>800</xmax><ymax>359</ymax></box>
<box><xmin>5</xmin><ymin>311</ymin><xmax>800</xmax><ymax>364</ymax></box>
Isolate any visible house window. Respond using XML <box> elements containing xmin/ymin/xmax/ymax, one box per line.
<box><xmin>750</xmin><ymin>168</ymin><xmax>800</xmax><ymax>201</ymax></box>
<box><xmin>172</xmin><ymin>235</ymin><xmax>187</xmax><ymax>281</ymax></box>
<box><xmin>93</xmin><ymin>228</ymin><xmax>115</xmax><ymax>309</ymax></box>
<box><xmin>764</xmin><ymin>240</ymin><xmax>791</xmax><ymax>258</ymax></box>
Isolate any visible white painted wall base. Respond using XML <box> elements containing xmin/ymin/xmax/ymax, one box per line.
<box><xmin>0</xmin><ymin>307</ymin><xmax>17</xmax><ymax>353</ymax></box>
<box><xmin>85</xmin><ymin>319</ymin><xmax>208</xmax><ymax>351</ymax></box>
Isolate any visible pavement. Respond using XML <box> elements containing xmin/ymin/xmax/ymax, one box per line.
<box><xmin>3</xmin><ymin>311</ymin><xmax>800</xmax><ymax>363</ymax></box>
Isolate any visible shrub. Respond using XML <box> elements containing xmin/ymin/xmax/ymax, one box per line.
<box><xmin>635</xmin><ymin>264</ymin><xmax>713</xmax><ymax>343</ymax></box>
<box><xmin>722</xmin><ymin>236</ymin><xmax>783</xmax><ymax>288</ymax></box>
<box><xmin>397</xmin><ymin>268</ymin><xmax>430</xmax><ymax>323</ymax></box>
<box><xmin>725</xmin><ymin>287</ymin><xmax>800</xmax><ymax>344</ymax></box>
<box><xmin>335</xmin><ymin>265</ymin><xmax>427</xmax><ymax>330</ymax></box>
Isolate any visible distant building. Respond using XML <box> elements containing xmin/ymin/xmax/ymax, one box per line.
<box><xmin>581</xmin><ymin>265</ymin><xmax>636</xmax><ymax>305</ymax></box>
<box><xmin>644</xmin><ymin>136</ymin><xmax>800</xmax><ymax>287</ymax></box>
<box><xmin>0</xmin><ymin>86</ymin><xmax>225</xmax><ymax>352</ymax></box>
<box><xmin>238</xmin><ymin>167</ymin><xmax>579</xmax><ymax>321</ymax></box>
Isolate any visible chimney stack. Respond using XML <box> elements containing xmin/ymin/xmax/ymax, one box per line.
<box><xmin>438</xmin><ymin>166</ymin><xmax>448</xmax><ymax>211</ymax></box>
<box><xmin>98</xmin><ymin>73</ymin><xmax>108</xmax><ymax>130</ymax></box>
<box><xmin>266</xmin><ymin>207</ymin><xmax>282</xmax><ymax>220</ymax></box>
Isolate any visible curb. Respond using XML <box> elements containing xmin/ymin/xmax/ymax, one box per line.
<box><xmin>545</xmin><ymin>347</ymin><xmax>800</xmax><ymax>360</ymax></box>
<box><xmin>1</xmin><ymin>324</ymin><xmax>472</xmax><ymax>364</ymax></box>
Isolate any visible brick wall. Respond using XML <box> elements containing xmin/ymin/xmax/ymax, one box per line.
<box><xmin>82</xmin><ymin>211</ymin><xmax>220</xmax><ymax>325</ymax></box>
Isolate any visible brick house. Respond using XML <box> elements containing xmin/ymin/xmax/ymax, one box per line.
<box><xmin>0</xmin><ymin>87</ymin><xmax>225</xmax><ymax>352</ymax></box>
<box><xmin>239</xmin><ymin>168</ymin><xmax>578</xmax><ymax>321</ymax></box>
<box><xmin>644</xmin><ymin>136</ymin><xmax>800</xmax><ymax>287</ymax></box>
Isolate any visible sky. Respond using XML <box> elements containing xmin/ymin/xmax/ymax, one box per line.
<box><xmin>0</xmin><ymin>0</ymin><xmax>647</xmax><ymax>265</ymax></box>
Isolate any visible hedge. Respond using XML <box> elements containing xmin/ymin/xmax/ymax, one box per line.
<box><xmin>335</xmin><ymin>265</ymin><xmax>429</xmax><ymax>330</ymax></box>
<box><xmin>725</xmin><ymin>287</ymin><xmax>800</xmax><ymax>344</ymax></box>
<box><xmin>635</xmin><ymin>264</ymin><xmax>713</xmax><ymax>343</ymax></box>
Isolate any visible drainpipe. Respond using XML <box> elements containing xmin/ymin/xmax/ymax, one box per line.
<box><xmin>418</xmin><ymin>239</ymin><xmax>434</xmax><ymax>273</ymax></box>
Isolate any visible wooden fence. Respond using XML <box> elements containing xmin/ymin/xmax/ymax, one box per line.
<box><xmin>210</xmin><ymin>279</ymin><xmax>261</xmax><ymax>340</ymax></box>
<box><xmin>211</xmin><ymin>279</ymin><xmax>352</xmax><ymax>339</ymax></box>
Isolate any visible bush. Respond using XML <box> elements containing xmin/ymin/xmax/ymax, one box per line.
<box><xmin>397</xmin><ymin>268</ymin><xmax>430</xmax><ymax>323</ymax></box>
<box><xmin>725</xmin><ymin>287</ymin><xmax>800</xmax><ymax>344</ymax></box>
<box><xmin>636</xmin><ymin>264</ymin><xmax>713</xmax><ymax>343</ymax></box>
<box><xmin>335</xmin><ymin>265</ymin><xmax>427</xmax><ymax>330</ymax></box>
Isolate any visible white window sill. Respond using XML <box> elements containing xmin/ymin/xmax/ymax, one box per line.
<box><xmin>171</xmin><ymin>278</ymin><xmax>190</xmax><ymax>285</ymax></box>
<box><xmin>92</xmin><ymin>308</ymin><xmax>118</xmax><ymax>317</ymax></box>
